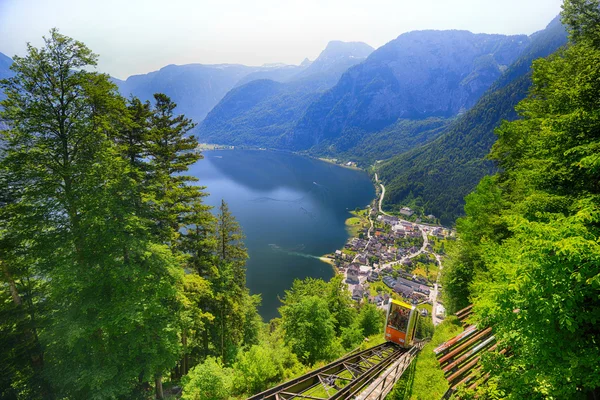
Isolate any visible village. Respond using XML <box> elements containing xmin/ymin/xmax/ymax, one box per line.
<box><xmin>325</xmin><ymin>200</ymin><xmax>455</xmax><ymax>324</ymax></box>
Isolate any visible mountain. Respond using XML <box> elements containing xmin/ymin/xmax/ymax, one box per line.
<box><xmin>197</xmin><ymin>41</ymin><xmax>374</xmax><ymax>146</ymax></box>
<box><xmin>116</xmin><ymin>63</ymin><xmax>299</xmax><ymax>123</ymax></box>
<box><xmin>0</xmin><ymin>52</ymin><xmax>14</xmax><ymax>101</ymax></box>
<box><xmin>290</xmin><ymin>41</ymin><xmax>375</xmax><ymax>89</ymax></box>
<box><xmin>234</xmin><ymin>64</ymin><xmax>307</xmax><ymax>87</ymax></box>
<box><xmin>377</xmin><ymin>16</ymin><xmax>568</xmax><ymax>225</ymax></box>
<box><xmin>284</xmin><ymin>31</ymin><xmax>531</xmax><ymax>150</ymax></box>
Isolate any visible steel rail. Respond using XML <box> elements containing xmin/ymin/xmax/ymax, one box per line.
<box><xmin>246</xmin><ymin>343</ymin><xmax>405</xmax><ymax>400</ymax></box>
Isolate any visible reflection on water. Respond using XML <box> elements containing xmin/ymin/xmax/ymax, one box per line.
<box><xmin>190</xmin><ymin>150</ymin><xmax>375</xmax><ymax>320</ymax></box>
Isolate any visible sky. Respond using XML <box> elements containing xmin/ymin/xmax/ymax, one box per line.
<box><xmin>0</xmin><ymin>0</ymin><xmax>564</xmax><ymax>80</ymax></box>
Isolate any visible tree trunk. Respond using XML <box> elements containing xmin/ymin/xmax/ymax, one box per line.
<box><xmin>182</xmin><ymin>332</ymin><xmax>188</xmax><ymax>375</ymax></box>
<box><xmin>221</xmin><ymin>306</ymin><xmax>225</xmax><ymax>359</ymax></box>
<box><xmin>3</xmin><ymin>268</ymin><xmax>23</xmax><ymax>306</ymax></box>
<box><xmin>155</xmin><ymin>375</ymin><xmax>163</xmax><ymax>399</ymax></box>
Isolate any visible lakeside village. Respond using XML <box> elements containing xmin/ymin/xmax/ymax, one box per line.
<box><xmin>323</xmin><ymin>203</ymin><xmax>455</xmax><ymax>321</ymax></box>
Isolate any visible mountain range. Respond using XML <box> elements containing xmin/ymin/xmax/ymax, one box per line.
<box><xmin>113</xmin><ymin>41</ymin><xmax>373</xmax><ymax>125</ymax></box>
<box><xmin>114</xmin><ymin>63</ymin><xmax>294</xmax><ymax>123</ymax></box>
<box><xmin>377</xmin><ymin>16</ymin><xmax>568</xmax><ymax>224</ymax></box>
<box><xmin>197</xmin><ymin>41</ymin><xmax>374</xmax><ymax>147</ymax></box>
<box><xmin>0</xmin><ymin>16</ymin><xmax>570</xmax><ymax>224</ymax></box>
<box><xmin>198</xmin><ymin>31</ymin><xmax>531</xmax><ymax>150</ymax></box>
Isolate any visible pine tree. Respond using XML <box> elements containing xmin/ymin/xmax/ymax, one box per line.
<box><xmin>146</xmin><ymin>93</ymin><xmax>202</xmax><ymax>243</ymax></box>
<box><xmin>216</xmin><ymin>199</ymin><xmax>248</xmax><ymax>290</ymax></box>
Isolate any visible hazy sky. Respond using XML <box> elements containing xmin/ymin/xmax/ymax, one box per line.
<box><xmin>0</xmin><ymin>0</ymin><xmax>563</xmax><ymax>79</ymax></box>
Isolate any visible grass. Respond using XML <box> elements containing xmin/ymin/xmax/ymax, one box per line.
<box><xmin>345</xmin><ymin>209</ymin><xmax>370</xmax><ymax>236</ymax></box>
<box><xmin>342</xmin><ymin>248</ymin><xmax>357</xmax><ymax>257</ymax></box>
<box><xmin>359</xmin><ymin>333</ymin><xmax>387</xmax><ymax>351</ymax></box>
<box><xmin>388</xmin><ymin>317</ymin><xmax>464</xmax><ymax>400</ymax></box>
<box><xmin>367</xmin><ymin>280</ymin><xmax>393</xmax><ymax>297</ymax></box>
<box><xmin>413</xmin><ymin>261</ymin><xmax>439</xmax><ymax>284</ymax></box>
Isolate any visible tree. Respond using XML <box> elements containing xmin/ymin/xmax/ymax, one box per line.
<box><xmin>444</xmin><ymin>3</ymin><xmax>600</xmax><ymax>396</ymax></box>
<box><xmin>181</xmin><ymin>357</ymin><xmax>233</xmax><ymax>400</ymax></box>
<box><xmin>145</xmin><ymin>93</ymin><xmax>201</xmax><ymax>244</ymax></box>
<box><xmin>0</xmin><ymin>29</ymin><xmax>183</xmax><ymax>399</ymax></box>
<box><xmin>280</xmin><ymin>296</ymin><xmax>339</xmax><ymax>364</ymax></box>
<box><xmin>357</xmin><ymin>303</ymin><xmax>384</xmax><ymax>337</ymax></box>
<box><xmin>561</xmin><ymin>0</ymin><xmax>600</xmax><ymax>45</ymax></box>
<box><xmin>232</xmin><ymin>344</ymin><xmax>280</xmax><ymax>394</ymax></box>
<box><xmin>215</xmin><ymin>199</ymin><xmax>247</xmax><ymax>287</ymax></box>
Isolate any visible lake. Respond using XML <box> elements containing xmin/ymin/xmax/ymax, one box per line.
<box><xmin>189</xmin><ymin>150</ymin><xmax>375</xmax><ymax>320</ymax></box>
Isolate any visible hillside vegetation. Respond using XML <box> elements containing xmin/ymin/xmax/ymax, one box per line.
<box><xmin>0</xmin><ymin>32</ymin><xmax>387</xmax><ymax>399</ymax></box>
<box><xmin>197</xmin><ymin>41</ymin><xmax>374</xmax><ymax>146</ymax></box>
<box><xmin>441</xmin><ymin>2</ymin><xmax>600</xmax><ymax>397</ymax></box>
<box><xmin>378</xmin><ymin>16</ymin><xmax>568</xmax><ymax>225</ymax></box>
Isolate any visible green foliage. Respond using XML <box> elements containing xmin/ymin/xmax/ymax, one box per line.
<box><xmin>340</xmin><ymin>324</ymin><xmax>365</xmax><ymax>349</ymax></box>
<box><xmin>443</xmin><ymin>6</ymin><xmax>600</xmax><ymax>397</ymax></box>
<box><xmin>0</xmin><ymin>29</ymin><xmax>264</xmax><ymax>399</ymax></box>
<box><xmin>233</xmin><ymin>344</ymin><xmax>280</xmax><ymax>394</ymax></box>
<box><xmin>561</xmin><ymin>0</ymin><xmax>600</xmax><ymax>45</ymax></box>
<box><xmin>357</xmin><ymin>303</ymin><xmax>384</xmax><ymax>337</ymax></box>
<box><xmin>232</xmin><ymin>337</ymin><xmax>304</xmax><ymax>395</ymax></box>
<box><xmin>181</xmin><ymin>357</ymin><xmax>234</xmax><ymax>400</ymax></box>
<box><xmin>415</xmin><ymin>314</ymin><xmax>434</xmax><ymax>340</ymax></box>
<box><xmin>308</xmin><ymin>118</ymin><xmax>451</xmax><ymax>166</ymax></box>
<box><xmin>280</xmin><ymin>295</ymin><xmax>339</xmax><ymax>365</ymax></box>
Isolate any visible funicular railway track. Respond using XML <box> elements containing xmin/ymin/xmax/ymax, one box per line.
<box><xmin>246</xmin><ymin>343</ymin><xmax>411</xmax><ymax>400</ymax></box>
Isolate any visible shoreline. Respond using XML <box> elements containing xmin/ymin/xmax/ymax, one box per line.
<box><xmin>199</xmin><ymin>144</ymin><xmax>378</xmax><ymax>274</ymax></box>
<box><xmin>197</xmin><ymin>143</ymin><xmax>366</xmax><ymax>172</ymax></box>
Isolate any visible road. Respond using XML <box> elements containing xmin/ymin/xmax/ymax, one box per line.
<box><xmin>430</xmin><ymin>253</ymin><xmax>444</xmax><ymax>326</ymax></box>
<box><xmin>375</xmin><ymin>173</ymin><xmax>390</xmax><ymax>217</ymax></box>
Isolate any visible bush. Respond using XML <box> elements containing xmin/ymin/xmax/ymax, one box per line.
<box><xmin>358</xmin><ymin>303</ymin><xmax>384</xmax><ymax>337</ymax></box>
<box><xmin>181</xmin><ymin>357</ymin><xmax>233</xmax><ymax>400</ymax></box>
<box><xmin>340</xmin><ymin>324</ymin><xmax>364</xmax><ymax>349</ymax></box>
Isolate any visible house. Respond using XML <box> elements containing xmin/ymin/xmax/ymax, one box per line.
<box><xmin>373</xmin><ymin>295</ymin><xmax>384</xmax><ymax>306</ymax></box>
<box><xmin>399</xmin><ymin>207</ymin><xmax>414</xmax><ymax>217</ymax></box>
<box><xmin>392</xmin><ymin>225</ymin><xmax>405</xmax><ymax>233</ymax></box>
<box><xmin>383</xmin><ymin>293</ymin><xmax>390</xmax><ymax>305</ymax></box>
<box><xmin>416</xmin><ymin>284</ymin><xmax>431</xmax><ymax>296</ymax></box>
<box><xmin>398</xmin><ymin>271</ymin><xmax>413</xmax><ymax>280</ymax></box>
<box><xmin>436</xmin><ymin>304</ymin><xmax>446</xmax><ymax>318</ymax></box>
<box><xmin>381</xmin><ymin>215</ymin><xmax>399</xmax><ymax>225</ymax></box>
<box><xmin>367</xmin><ymin>271</ymin><xmax>380</xmax><ymax>282</ymax></box>
<box><xmin>356</xmin><ymin>254</ymin><xmax>368</xmax><ymax>264</ymax></box>
<box><xmin>352</xmin><ymin>285</ymin><xmax>365</xmax><ymax>301</ymax></box>
<box><xmin>335</xmin><ymin>250</ymin><xmax>342</xmax><ymax>258</ymax></box>
<box><xmin>427</xmin><ymin>214</ymin><xmax>436</xmax><ymax>220</ymax></box>
<box><xmin>359</xmin><ymin>265</ymin><xmax>371</xmax><ymax>275</ymax></box>
<box><xmin>346</xmin><ymin>264</ymin><xmax>360</xmax><ymax>284</ymax></box>
<box><xmin>383</xmin><ymin>276</ymin><xmax>396</xmax><ymax>288</ymax></box>
<box><xmin>394</xmin><ymin>282</ymin><xmax>413</xmax><ymax>298</ymax></box>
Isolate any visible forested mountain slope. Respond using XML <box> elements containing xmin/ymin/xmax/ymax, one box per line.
<box><xmin>378</xmin><ymin>16</ymin><xmax>568</xmax><ymax>225</ymax></box>
<box><xmin>197</xmin><ymin>41</ymin><xmax>374</xmax><ymax>147</ymax></box>
<box><xmin>441</xmin><ymin>4</ymin><xmax>600</xmax><ymax>397</ymax></box>
<box><xmin>283</xmin><ymin>30</ymin><xmax>530</xmax><ymax>150</ymax></box>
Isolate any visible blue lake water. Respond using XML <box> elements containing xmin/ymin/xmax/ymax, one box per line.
<box><xmin>188</xmin><ymin>150</ymin><xmax>375</xmax><ymax>320</ymax></box>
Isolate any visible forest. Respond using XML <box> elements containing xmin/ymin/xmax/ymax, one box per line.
<box><xmin>0</xmin><ymin>31</ymin><xmax>388</xmax><ymax>399</ymax></box>
<box><xmin>2</xmin><ymin>0</ymin><xmax>600</xmax><ymax>399</ymax></box>
<box><xmin>441</xmin><ymin>1</ymin><xmax>600</xmax><ymax>398</ymax></box>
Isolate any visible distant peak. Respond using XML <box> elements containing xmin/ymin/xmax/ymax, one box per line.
<box><xmin>261</xmin><ymin>62</ymin><xmax>290</xmax><ymax>68</ymax></box>
<box><xmin>300</xmin><ymin>58</ymin><xmax>312</xmax><ymax>67</ymax></box>
<box><xmin>316</xmin><ymin>40</ymin><xmax>374</xmax><ymax>61</ymax></box>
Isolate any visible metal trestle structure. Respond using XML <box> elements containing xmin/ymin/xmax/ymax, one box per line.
<box><xmin>247</xmin><ymin>343</ymin><xmax>414</xmax><ymax>400</ymax></box>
